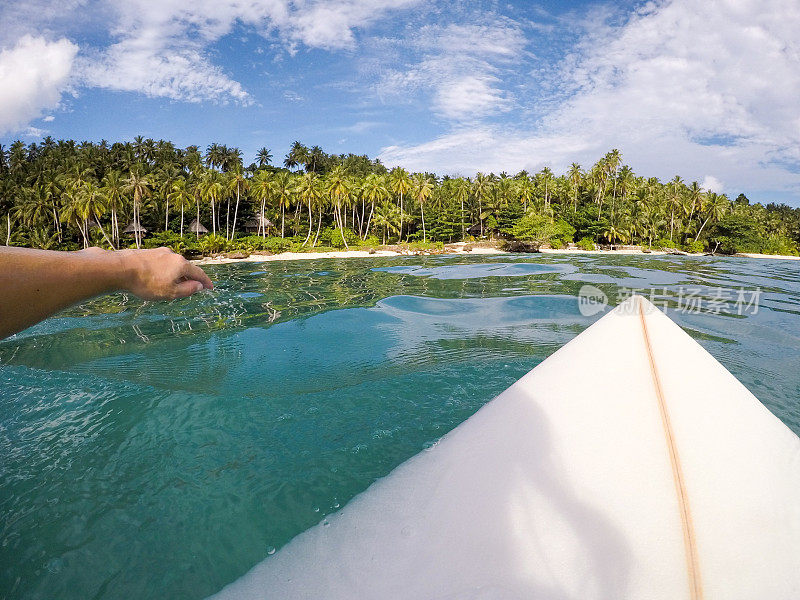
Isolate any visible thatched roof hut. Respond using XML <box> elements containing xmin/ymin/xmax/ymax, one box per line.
<box><xmin>122</xmin><ymin>221</ymin><xmax>147</xmax><ymax>236</ymax></box>
<box><xmin>189</xmin><ymin>219</ymin><xmax>209</xmax><ymax>235</ymax></box>
<box><xmin>244</xmin><ymin>214</ymin><xmax>274</xmax><ymax>233</ymax></box>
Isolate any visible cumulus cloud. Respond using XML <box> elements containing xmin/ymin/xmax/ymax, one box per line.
<box><xmin>0</xmin><ymin>35</ymin><xmax>78</xmax><ymax>135</ymax></box>
<box><xmin>77</xmin><ymin>0</ymin><xmax>421</xmax><ymax>103</ymax></box>
<box><xmin>285</xmin><ymin>0</ymin><xmax>419</xmax><ymax>50</ymax></box>
<box><xmin>0</xmin><ymin>0</ymin><xmax>421</xmax><ymax>123</ymax></box>
<box><xmin>378</xmin><ymin>20</ymin><xmax>527</xmax><ymax>121</ymax></box>
<box><xmin>381</xmin><ymin>0</ymin><xmax>800</xmax><ymax>199</ymax></box>
<box><xmin>701</xmin><ymin>175</ymin><xmax>724</xmax><ymax>194</ymax></box>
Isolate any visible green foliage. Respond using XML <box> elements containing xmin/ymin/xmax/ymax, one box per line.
<box><xmin>551</xmin><ymin>219</ymin><xmax>577</xmax><ymax>246</ymax></box>
<box><xmin>144</xmin><ymin>231</ymin><xmax>185</xmax><ymax>249</ymax></box>
<box><xmin>230</xmin><ymin>235</ymin><xmax>291</xmax><ymax>253</ymax></box>
<box><xmin>710</xmin><ymin>214</ymin><xmax>763</xmax><ymax>254</ymax></box>
<box><xmin>404</xmin><ymin>240</ymin><xmax>444</xmax><ymax>252</ymax></box>
<box><xmin>197</xmin><ymin>234</ymin><xmax>229</xmax><ymax>254</ymax></box>
<box><xmin>652</xmin><ymin>237</ymin><xmax>675</xmax><ymax>250</ymax></box>
<box><xmin>3</xmin><ymin>137</ymin><xmax>799</xmax><ymax>257</ymax></box>
<box><xmin>361</xmin><ymin>234</ymin><xmax>380</xmax><ymax>247</ymax></box>
<box><xmin>759</xmin><ymin>234</ymin><xmax>798</xmax><ymax>256</ymax></box>
<box><xmin>316</xmin><ymin>227</ymin><xmax>359</xmax><ymax>249</ymax></box>
<box><xmin>27</xmin><ymin>229</ymin><xmax>60</xmax><ymax>250</ymax></box>
<box><xmin>506</xmin><ymin>214</ymin><xmax>575</xmax><ymax>248</ymax></box>
<box><xmin>577</xmin><ymin>236</ymin><xmax>597</xmax><ymax>251</ymax></box>
<box><xmin>683</xmin><ymin>239</ymin><xmax>705</xmax><ymax>254</ymax></box>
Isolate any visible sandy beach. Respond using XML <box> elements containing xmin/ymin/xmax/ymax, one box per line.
<box><xmin>193</xmin><ymin>243</ymin><xmax>506</xmax><ymax>265</ymax></box>
<box><xmin>193</xmin><ymin>243</ymin><xmax>799</xmax><ymax>265</ymax></box>
<box><xmin>734</xmin><ymin>252</ymin><xmax>800</xmax><ymax>261</ymax></box>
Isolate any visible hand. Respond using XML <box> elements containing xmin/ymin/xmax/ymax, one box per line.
<box><xmin>116</xmin><ymin>247</ymin><xmax>214</xmax><ymax>300</ymax></box>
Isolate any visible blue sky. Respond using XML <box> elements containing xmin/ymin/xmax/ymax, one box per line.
<box><xmin>1</xmin><ymin>0</ymin><xmax>799</xmax><ymax>206</ymax></box>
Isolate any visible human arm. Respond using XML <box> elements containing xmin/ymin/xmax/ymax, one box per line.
<box><xmin>0</xmin><ymin>246</ymin><xmax>213</xmax><ymax>339</ymax></box>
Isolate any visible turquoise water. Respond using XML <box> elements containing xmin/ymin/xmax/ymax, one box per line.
<box><xmin>1</xmin><ymin>253</ymin><xmax>798</xmax><ymax>599</ymax></box>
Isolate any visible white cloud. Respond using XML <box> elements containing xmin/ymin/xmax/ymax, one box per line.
<box><xmin>381</xmin><ymin>0</ymin><xmax>800</xmax><ymax>200</ymax></box>
<box><xmin>286</xmin><ymin>0</ymin><xmax>419</xmax><ymax>50</ymax></box>
<box><xmin>76</xmin><ymin>0</ymin><xmax>422</xmax><ymax>103</ymax></box>
<box><xmin>0</xmin><ymin>0</ymin><xmax>421</xmax><ymax>121</ymax></box>
<box><xmin>701</xmin><ymin>175</ymin><xmax>724</xmax><ymax>194</ymax></box>
<box><xmin>378</xmin><ymin>20</ymin><xmax>526</xmax><ymax>121</ymax></box>
<box><xmin>0</xmin><ymin>35</ymin><xmax>77</xmax><ymax>135</ymax></box>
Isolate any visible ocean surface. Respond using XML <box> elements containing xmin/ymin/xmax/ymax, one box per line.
<box><xmin>1</xmin><ymin>253</ymin><xmax>798</xmax><ymax>599</ymax></box>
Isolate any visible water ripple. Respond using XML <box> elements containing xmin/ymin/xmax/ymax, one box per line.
<box><xmin>1</xmin><ymin>253</ymin><xmax>798</xmax><ymax>599</ymax></box>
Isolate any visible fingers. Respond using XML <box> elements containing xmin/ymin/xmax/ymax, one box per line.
<box><xmin>181</xmin><ymin>262</ymin><xmax>214</xmax><ymax>290</ymax></box>
<box><xmin>173</xmin><ymin>279</ymin><xmax>206</xmax><ymax>299</ymax></box>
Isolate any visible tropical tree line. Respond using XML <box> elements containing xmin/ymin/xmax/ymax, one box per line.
<box><xmin>1</xmin><ymin>138</ymin><xmax>798</xmax><ymax>256</ymax></box>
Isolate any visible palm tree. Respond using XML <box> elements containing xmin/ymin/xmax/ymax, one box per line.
<box><xmin>389</xmin><ymin>167</ymin><xmax>411</xmax><ymax>242</ymax></box>
<box><xmin>251</xmin><ymin>170</ymin><xmax>274</xmax><ymax>238</ymax></box>
<box><xmin>101</xmin><ymin>170</ymin><xmax>124</xmax><ymax>245</ymax></box>
<box><xmin>60</xmin><ymin>184</ymin><xmax>90</xmax><ymax>248</ymax></box>
<box><xmin>453</xmin><ymin>177</ymin><xmax>471</xmax><ymax>237</ymax></box>
<box><xmin>123</xmin><ymin>167</ymin><xmax>151</xmax><ymax>248</ymax></box>
<box><xmin>667</xmin><ymin>175</ymin><xmax>684</xmax><ymax>242</ymax></box>
<box><xmin>472</xmin><ymin>173</ymin><xmax>493</xmax><ymax>236</ymax></box>
<box><xmin>605</xmin><ymin>149</ymin><xmax>622</xmax><ymax>213</ymax></box>
<box><xmin>568</xmin><ymin>163</ymin><xmax>582</xmax><ymax>212</ymax></box>
<box><xmin>538</xmin><ymin>167</ymin><xmax>554</xmax><ymax>213</ymax></box>
<box><xmin>360</xmin><ymin>173</ymin><xmax>389</xmax><ymax>240</ymax></box>
<box><xmin>80</xmin><ymin>182</ymin><xmax>115</xmax><ymax>248</ymax></box>
<box><xmin>226</xmin><ymin>166</ymin><xmax>248</xmax><ymax>240</ymax></box>
<box><xmin>695</xmin><ymin>192</ymin><xmax>729</xmax><ymax>242</ymax></box>
<box><xmin>294</xmin><ymin>172</ymin><xmax>323</xmax><ymax>246</ymax></box>
<box><xmin>256</xmin><ymin>147</ymin><xmax>273</xmax><ymax>168</ymax></box>
<box><xmin>167</xmin><ymin>179</ymin><xmax>193</xmax><ymax>237</ymax></box>
<box><xmin>158</xmin><ymin>165</ymin><xmax>182</xmax><ymax>232</ymax></box>
<box><xmin>603</xmin><ymin>223</ymin><xmax>629</xmax><ymax>246</ymax></box>
<box><xmin>272</xmin><ymin>171</ymin><xmax>293</xmax><ymax>238</ymax></box>
<box><xmin>683</xmin><ymin>181</ymin><xmax>703</xmax><ymax>238</ymax></box>
<box><xmin>284</xmin><ymin>141</ymin><xmax>308</xmax><ymax>171</ymax></box>
<box><xmin>372</xmin><ymin>202</ymin><xmax>402</xmax><ymax>244</ymax></box>
<box><xmin>205</xmin><ymin>143</ymin><xmax>224</xmax><ymax>171</ymax></box>
<box><xmin>411</xmin><ymin>173</ymin><xmax>434</xmax><ymax>242</ymax></box>
<box><xmin>325</xmin><ymin>166</ymin><xmax>351</xmax><ymax>248</ymax></box>
<box><xmin>197</xmin><ymin>169</ymin><xmax>223</xmax><ymax>237</ymax></box>
<box><xmin>516</xmin><ymin>173</ymin><xmax>535</xmax><ymax>213</ymax></box>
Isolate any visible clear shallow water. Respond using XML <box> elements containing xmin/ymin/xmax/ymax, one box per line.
<box><xmin>1</xmin><ymin>253</ymin><xmax>799</xmax><ymax>599</ymax></box>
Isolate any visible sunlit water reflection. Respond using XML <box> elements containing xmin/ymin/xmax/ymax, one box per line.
<box><xmin>1</xmin><ymin>253</ymin><xmax>798</xmax><ymax>599</ymax></box>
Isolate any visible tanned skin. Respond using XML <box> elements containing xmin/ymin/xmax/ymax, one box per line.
<box><xmin>0</xmin><ymin>246</ymin><xmax>213</xmax><ymax>339</ymax></box>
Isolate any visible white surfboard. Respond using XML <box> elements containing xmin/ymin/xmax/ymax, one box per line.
<box><xmin>212</xmin><ymin>295</ymin><xmax>800</xmax><ymax>600</ymax></box>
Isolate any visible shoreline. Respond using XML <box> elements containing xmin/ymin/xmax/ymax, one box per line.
<box><xmin>193</xmin><ymin>243</ymin><xmax>505</xmax><ymax>265</ymax></box>
<box><xmin>192</xmin><ymin>243</ymin><xmax>799</xmax><ymax>265</ymax></box>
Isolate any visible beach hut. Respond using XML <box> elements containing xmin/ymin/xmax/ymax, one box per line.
<box><xmin>244</xmin><ymin>214</ymin><xmax>274</xmax><ymax>235</ymax></box>
<box><xmin>122</xmin><ymin>221</ymin><xmax>147</xmax><ymax>237</ymax></box>
<box><xmin>189</xmin><ymin>219</ymin><xmax>209</xmax><ymax>236</ymax></box>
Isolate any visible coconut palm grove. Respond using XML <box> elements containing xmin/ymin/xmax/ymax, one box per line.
<box><xmin>2</xmin><ymin>138</ymin><xmax>798</xmax><ymax>256</ymax></box>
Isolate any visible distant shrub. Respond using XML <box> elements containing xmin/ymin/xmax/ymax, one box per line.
<box><xmin>317</xmin><ymin>227</ymin><xmax>359</xmax><ymax>249</ymax></box>
<box><xmin>361</xmin><ymin>234</ymin><xmax>380</xmax><ymax>247</ymax></box>
<box><xmin>577</xmin><ymin>236</ymin><xmax>596</xmax><ymax>251</ymax></box>
<box><xmin>683</xmin><ymin>239</ymin><xmax>705</xmax><ymax>254</ymax></box>
<box><xmin>652</xmin><ymin>237</ymin><xmax>674</xmax><ymax>250</ymax></box>
<box><xmin>197</xmin><ymin>234</ymin><xmax>228</xmax><ymax>254</ymax></box>
<box><xmin>144</xmin><ymin>231</ymin><xmax>184</xmax><ymax>249</ymax></box>
<box><xmin>760</xmin><ymin>234</ymin><xmax>798</xmax><ymax>256</ymax></box>
<box><xmin>709</xmin><ymin>214</ymin><xmax>764</xmax><ymax>254</ymax></box>
<box><xmin>551</xmin><ymin>219</ymin><xmax>576</xmax><ymax>246</ymax></box>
